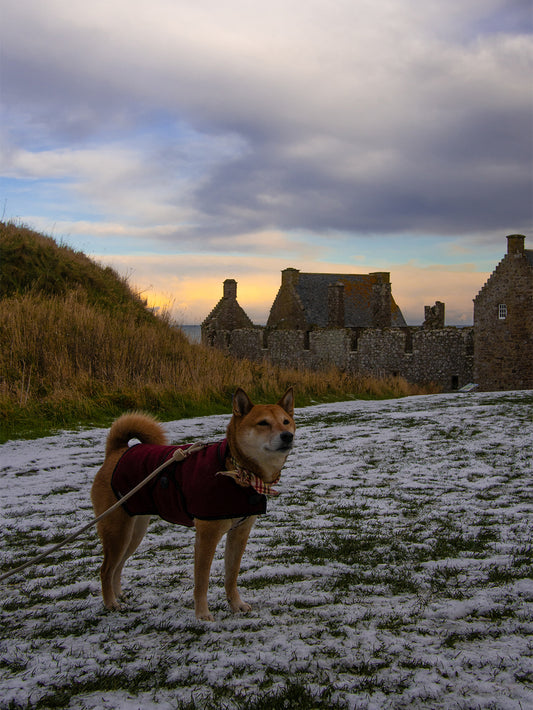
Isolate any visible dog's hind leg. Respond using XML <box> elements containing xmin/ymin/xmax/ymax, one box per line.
<box><xmin>112</xmin><ymin>514</ymin><xmax>151</xmax><ymax>601</ymax></box>
<box><xmin>96</xmin><ymin>509</ymin><xmax>138</xmax><ymax>609</ymax></box>
<box><xmin>224</xmin><ymin>516</ymin><xmax>257</xmax><ymax>613</ymax></box>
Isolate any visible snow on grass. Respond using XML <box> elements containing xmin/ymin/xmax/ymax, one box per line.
<box><xmin>1</xmin><ymin>391</ymin><xmax>532</xmax><ymax>709</ymax></box>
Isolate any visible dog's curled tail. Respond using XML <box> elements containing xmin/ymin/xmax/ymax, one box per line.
<box><xmin>105</xmin><ymin>412</ymin><xmax>168</xmax><ymax>457</ymax></box>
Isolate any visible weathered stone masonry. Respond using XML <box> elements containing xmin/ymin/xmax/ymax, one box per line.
<box><xmin>203</xmin><ymin>323</ymin><xmax>474</xmax><ymax>391</ymax></box>
<box><xmin>474</xmin><ymin>235</ymin><xmax>533</xmax><ymax>391</ymax></box>
<box><xmin>202</xmin><ymin>236</ymin><xmax>531</xmax><ymax>392</ymax></box>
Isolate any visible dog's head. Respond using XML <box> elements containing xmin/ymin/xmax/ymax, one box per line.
<box><xmin>227</xmin><ymin>387</ymin><xmax>295</xmax><ymax>483</ymax></box>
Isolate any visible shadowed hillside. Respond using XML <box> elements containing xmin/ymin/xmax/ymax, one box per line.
<box><xmin>0</xmin><ymin>221</ymin><xmax>152</xmax><ymax>319</ymax></box>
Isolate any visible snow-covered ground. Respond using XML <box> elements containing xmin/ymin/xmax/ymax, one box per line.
<box><xmin>0</xmin><ymin>391</ymin><xmax>532</xmax><ymax>709</ymax></box>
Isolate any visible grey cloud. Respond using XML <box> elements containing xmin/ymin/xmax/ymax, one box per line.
<box><xmin>191</xmin><ymin>93</ymin><xmax>532</xmax><ymax>238</ymax></box>
<box><xmin>1</xmin><ymin>0</ymin><xmax>532</xmax><ymax>244</ymax></box>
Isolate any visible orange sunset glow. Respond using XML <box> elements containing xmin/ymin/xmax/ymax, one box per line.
<box><xmin>103</xmin><ymin>253</ymin><xmax>490</xmax><ymax>326</ymax></box>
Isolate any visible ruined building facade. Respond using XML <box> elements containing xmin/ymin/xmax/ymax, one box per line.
<box><xmin>265</xmin><ymin>268</ymin><xmax>407</xmax><ymax>330</ymax></box>
<box><xmin>473</xmin><ymin>235</ymin><xmax>533</xmax><ymax>391</ymax></box>
<box><xmin>202</xmin><ymin>235</ymin><xmax>532</xmax><ymax>392</ymax></box>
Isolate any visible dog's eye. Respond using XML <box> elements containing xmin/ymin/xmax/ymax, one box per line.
<box><xmin>283</xmin><ymin>419</ymin><xmax>290</xmax><ymax>425</ymax></box>
<box><xmin>257</xmin><ymin>420</ymin><xmax>270</xmax><ymax>427</ymax></box>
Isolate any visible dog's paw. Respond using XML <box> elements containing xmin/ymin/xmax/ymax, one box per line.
<box><xmin>228</xmin><ymin>598</ymin><xmax>252</xmax><ymax>614</ymax></box>
<box><xmin>196</xmin><ymin>611</ymin><xmax>215</xmax><ymax>622</ymax></box>
<box><xmin>103</xmin><ymin>600</ymin><xmax>122</xmax><ymax>612</ymax></box>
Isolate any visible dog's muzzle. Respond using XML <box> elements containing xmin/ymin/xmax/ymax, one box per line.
<box><xmin>278</xmin><ymin>431</ymin><xmax>294</xmax><ymax>451</ymax></box>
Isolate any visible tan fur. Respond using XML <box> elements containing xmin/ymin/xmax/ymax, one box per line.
<box><xmin>91</xmin><ymin>388</ymin><xmax>295</xmax><ymax>620</ymax></box>
<box><xmin>104</xmin><ymin>411</ymin><xmax>167</xmax><ymax>457</ymax></box>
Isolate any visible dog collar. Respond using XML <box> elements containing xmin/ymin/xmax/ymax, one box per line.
<box><xmin>217</xmin><ymin>457</ymin><xmax>281</xmax><ymax>497</ymax></box>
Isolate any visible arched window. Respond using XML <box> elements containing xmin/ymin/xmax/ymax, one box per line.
<box><xmin>498</xmin><ymin>304</ymin><xmax>507</xmax><ymax>320</ymax></box>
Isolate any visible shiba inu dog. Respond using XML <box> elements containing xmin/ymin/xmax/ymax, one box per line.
<box><xmin>91</xmin><ymin>388</ymin><xmax>295</xmax><ymax>620</ymax></box>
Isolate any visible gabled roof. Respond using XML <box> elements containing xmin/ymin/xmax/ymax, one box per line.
<box><xmin>202</xmin><ymin>297</ymin><xmax>253</xmax><ymax>329</ymax></box>
<box><xmin>202</xmin><ymin>280</ymin><xmax>254</xmax><ymax>330</ymax></box>
<box><xmin>475</xmin><ymin>237</ymin><xmax>533</xmax><ymax>302</ymax></box>
<box><xmin>293</xmin><ymin>273</ymin><xmax>406</xmax><ymax>328</ymax></box>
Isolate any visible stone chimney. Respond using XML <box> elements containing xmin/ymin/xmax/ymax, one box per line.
<box><xmin>328</xmin><ymin>281</ymin><xmax>345</xmax><ymax>328</ymax></box>
<box><xmin>507</xmin><ymin>234</ymin><xmax>525</xmax><ymax>255</ymax></box>
<box><xmin>370</xmin><ymin>272</ymin><xmax>392</xmax><ymax>328</ymax></box>
<box><xmin>281</xmin><ymin>268</ymin><xmax>300</xmax><ymax>287</ymax></box>
<box><xmin>423</xmin><ymin>301</ymin><xmax>445</xmax><ymax>329</ymax></box>
<box><xmin>223</xmin><ymin>279</ymin><xmax>237</xmax><ymax>299</ymax></box>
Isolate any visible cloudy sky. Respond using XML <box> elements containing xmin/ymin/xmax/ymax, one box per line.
<box><xmin>1</xmin><ymin>0</ymin><xmax>532</xmax><ymax>324</ymax></box>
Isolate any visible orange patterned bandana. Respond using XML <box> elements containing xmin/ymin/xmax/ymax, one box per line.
<box><xmin>217</xmin><ymin>457</ymin><xmax>281</xmax><ymax>497</ymax></box>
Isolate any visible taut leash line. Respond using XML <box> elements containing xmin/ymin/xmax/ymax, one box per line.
<box><xmin>0</xmin><ymin>443</ymin><xmax>205</xmax><ymax>583</ymax></box>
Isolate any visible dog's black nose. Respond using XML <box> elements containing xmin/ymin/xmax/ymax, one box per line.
<box><xmin>280</xmin><ymin>431</ymin><xmax>294</xmax><ymax>445</ymax></box>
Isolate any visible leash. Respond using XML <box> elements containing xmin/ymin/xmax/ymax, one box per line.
<box><xmin>0</xmin><ymin>442</ymin><xmax>206</xmax><ymax>583</ymax></box>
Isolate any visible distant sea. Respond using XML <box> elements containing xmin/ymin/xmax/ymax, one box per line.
<box><xmin>180</xmin><ymin>325</ymin><xmax>201</xmax><ymax>343</ymax></box>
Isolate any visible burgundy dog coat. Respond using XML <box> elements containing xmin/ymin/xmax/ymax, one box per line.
<box><xmin>111</xmin><ymin>440</ymin><xmax>267</xmax><ymax>526</ymax></box>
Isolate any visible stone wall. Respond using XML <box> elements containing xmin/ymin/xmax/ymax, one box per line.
<box><xmin>204</xmin><ymin>325</ymin><xmax>474</xmax><ymax>390</ymax></box>
<box><xmin>474</xmin><ymin>236</ymin><xmax>533</xmax><ymax>391</ymax></box>
<box><xmin>201</xmin><ymin>235</ymin><xmax>531</xmax><ymax>393</ymax></box>
<box><xmin>353</xmin><ymin>327</ymin><xmax>474</xmax><ymax>389</ymax></box>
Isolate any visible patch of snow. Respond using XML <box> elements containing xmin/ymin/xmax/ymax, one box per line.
<box><xmin>1</xmin><ymin>391</ymin><xmax>532</xmax><ymax>709</ymax></box>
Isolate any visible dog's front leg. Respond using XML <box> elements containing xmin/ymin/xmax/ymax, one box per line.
<box><xmin>193</xmin><ymin>519</ymin><xmax>232</xmax><ymax>621</ymax></box>
<box><xmin>225</xmin><ymin>515</ymin><xmax>257</xmax><ymax>613</ymax></box>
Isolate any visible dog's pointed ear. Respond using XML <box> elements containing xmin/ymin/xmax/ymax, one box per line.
<box><xmin>277</xmin><ymin>387</ymin><xmax>294</xmax><ymax>417</ymax></box>
<box><xmin>233</xmin><ymin>388</ymin><xmax>254</xmax><ymax>417</ymax></box>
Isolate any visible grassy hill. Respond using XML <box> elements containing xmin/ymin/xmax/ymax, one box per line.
<box><xmin>0</xmin><ymin>222</ymin><xmax>152</xmax><ymax>319</ymax></box>
<box><xmin>0</xmin><ymin>221</ymin><xmax>435</xmax><ymax>441</ymax></box>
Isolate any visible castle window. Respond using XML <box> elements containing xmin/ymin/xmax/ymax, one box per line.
<box><xmin>498</xmin><ymin>304</ymin><xmax>507</xmax><ymax>320</ymax></box>
<box><xmin>403</xmin><ymin>328</ymin><xmax>413</xmax><ymax>353</ymax></box>
<box><xmin>350</xmin><ymin>330</ymin><xmax>359</xmax><ymax>352</ymax></box>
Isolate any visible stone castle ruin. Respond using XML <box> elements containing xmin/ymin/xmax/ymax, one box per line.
<box><xmin>202</xmin><ymin>235</ymin><xmax>532</xmax><ymax>392</ymax></box>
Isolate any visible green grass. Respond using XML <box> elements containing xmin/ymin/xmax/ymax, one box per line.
<box><xmin>23</xmin><ymin>681</ymin><xmax>344</xmax><ymax>710</ymax></box>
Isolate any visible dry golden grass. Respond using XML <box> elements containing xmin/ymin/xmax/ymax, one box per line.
<box><xmin>0</xmin><ymin>290</ymin><xmax>436</xmax><ymax>439</ymax></box>
<box><xmin>0</xmin><ymin>220</ymin><xmax>438</xmax><ymax>439</ymax></box>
